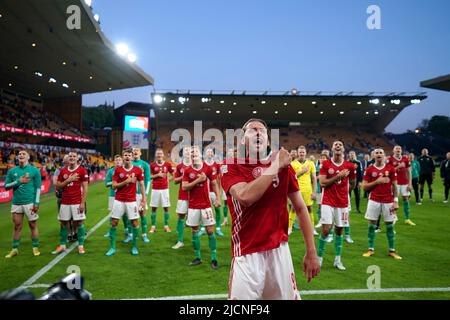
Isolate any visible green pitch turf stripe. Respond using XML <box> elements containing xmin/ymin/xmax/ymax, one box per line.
<box><xmin>122</xmin><ymin>287</ymin><xmax>450</xmax><ymax>300</ymax></box>
<box><xmin>20</xmin><ymin>214</ymin><xmax>110</xmax><ymax>288</ymax></box>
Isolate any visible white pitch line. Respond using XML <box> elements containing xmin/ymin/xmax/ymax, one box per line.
<box><xmin>24</xmin><ymin>284</ymin><xmax>51</xmax><ymax>289</ymax></box>
<box><xmin>122</xmin><ymin>287</ymin><xmax>450</xmax><ymax>300</ymax></box>
<box><xmin>21</xmin><ymin>214</ymin><xmax>110</xmax><ymax>288</ymax></box>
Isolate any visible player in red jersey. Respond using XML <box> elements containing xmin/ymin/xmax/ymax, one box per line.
<box><xmin>221</xmin><ymin>119</ymin><xmax>320</xmax><ymax>300</ymax></box>
<box><xmin>149</xmin><ymin>149</ymin><xmax>175</xmax><ymax>233</ymax></box>
<box><xmin>52</xmin><ymin>152</ymin><xmax>89</xmax><ymax>255</ymax></box>
<box><xmin>362</xmin><ymin>148</ymin><xmax>402</xmax><ymax>260</ymax></box>
<box><xmin>317</xmin><ymin>141</ymin><xmax>356</xmax><ymax>271</ymax></box>
<box><xmin>387</xmin><ymin>146</ymin><xmax>415</xmax><ymax>226</ymax></box>
<box><xmin>172</xmin><ymin>146</ymin><xmax>191</xmax><ymax>249</ymax></box>
<box><xmin>106</xmin><ymin>149</ymin><xmax>146</xmax><ymax>256</ymax></box>
<box><xmin>203</xmin><ymin>148</ymin><xmax>225</xmax><ymax>237</ymax></box>
<box><xmin>182</xmin><ymin>146</ymin><xmax>221</xmax><ymax>269</ymax></box>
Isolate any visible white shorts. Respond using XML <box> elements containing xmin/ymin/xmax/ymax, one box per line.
<box><xmin>111</xmin><ymin>200</ymin><xmax>140</xmax><ymax>221</ymax></box>
<box><xmin>320</xmin><ymin>204</ymin><xmax>350</xmax><ymax>227</ymax></box>
<box><xmin>59</xmin><ymin>204</ymin><xmax>86</xmax><ymax>221</ymax></box>
<box><xmin>222</xmin><ymin>190</ymin><xmax>226</xmax><ymax>200</ymax></box>
<box><xmin>365</xmin><ymin>200</ymin><xmax>398</xmax><ymax>223</ymax></box>
<box><xmin>176</xmin><ymin>200</ymin><xmax>189</xmax><ymax>214</ymax></box>
<box><xmin>348</xmin><ymin>195</ymin><xmax>351</xmax><ymax>212</ymax></box>
<box><xmin>150</xmin><ymin>189</ymin><xmax>170</xmax><ymax>208</ymax></box>
<box><xmin>228</xmin><ymin>242</ymin><xmax>301</xmax><ymax>300</ymax></box>
<box><xmin>398</xmin><ymin>185</ymin><xmax>411</xmax><ymax>197</ymax></box>
<box><xmin>186</xmin><ymin>208</ymin><xmax>215</xmax><ymax>227</ymax></box>
<box><xmin>136</xmin><ymin>194</ymin><xmax>148</xmax><ymax>211</ymax></box>
<box><xmin>108</xmin><ymin>196</ymin><xmax>115</xmax><ymax>211</ymax></box>
<box><xmin>11</xmin><ymin>204</ymin><xmax>39</xmax><ymax>222</ymax></box>
<box><xmin>316</xmin><ymin>191</ymin><xmax>322</xmax><ymax>205</ymax></box>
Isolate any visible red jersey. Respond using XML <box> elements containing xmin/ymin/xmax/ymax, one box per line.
<box><xmin>175</xmin><ymin>162</ymin><xmax>190</xmax><ymax>201</ymax></box>
<box><xmin>150</xmin><ymin>161</ymin><xmax>174</xmax><ymax>190</ymax></box>
<box><xmin>205</xmin><ymin>160</ymin><xmax>220</xmax><ymax>192</ymax></box>
<box><xmin>58</xmin><ymin>165</ymin><xmax>88</xmax><ymax>205</ymax></box>
<box><xmin>387</xmin><ymin>156</ymin><xmax>410</xmax><ymax>185</ymax></box>
<box><xmin>364</xmin><ymin>164</ymin><xmax>397</xmax><ymax>203</ymax></box>
<box><xmin>221</xmin><ymin>158</ymin><xmax>299</xmax><ymax>257</ymax></box>
<box><xmin>320</xmin><ymin>159</ymin><xmax>356</xmax><ymax>208</ymax></box>
<box><xmin>113</xmin><ymin>165</ymin><xmax>144</xmax><ymax>202</ymax></box>
<box><xmin>182</xmin><ymin>163</ymin><xmax>216</xmax><ymax>209</ymax></box>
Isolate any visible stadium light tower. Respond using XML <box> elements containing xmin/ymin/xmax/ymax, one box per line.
<box><xmin>153</xmin><ymin>95</ymin><xmax>164</xmax><ymax>104</ymax></box>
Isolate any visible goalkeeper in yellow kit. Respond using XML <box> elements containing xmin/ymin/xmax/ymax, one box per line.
<box><xmin>289</xmin><ymin>146</ymin><xmax>318</xmax><ymax>236</ymax></box>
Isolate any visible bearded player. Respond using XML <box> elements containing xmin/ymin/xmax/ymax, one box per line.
<box><xmin>221</xmin><ymin>119</ymin><xmax>320</xmax><ymax>300</ymax></box>
<box><xmin>317</xmin><ymin>141</ymin><xmax>356</xmax><ymax>271</ymax></box>
<box><xmin>362</xmin><ymin>148</ymin><xmax>402</xmax><ymax>259</ymax></box>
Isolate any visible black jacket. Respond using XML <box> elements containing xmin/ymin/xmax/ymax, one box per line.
<box><xmin>418</xmin><ymin>155</ymin><xmax>435</xmax><ymax>175</ymax></box>
<box><xmin>441</xmin><ymin>159</ymin><xmax>450</xmax><ymax>180</ymax></box>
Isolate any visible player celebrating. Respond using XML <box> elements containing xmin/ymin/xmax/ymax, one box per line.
<box><xmin>149</xmin><ymin>149</ymin><xmax>174</xmax><ymax>233</ymax></box>
<box><xmin>289</xmin><ymin>146</ymin><xmax>318</xmax><ymax>236</ymax></box>
<box><xmin>106</xmin><ymin>149</ymin><xmax>146</xmax><ymax>256</ymax></box>
<box><xmin>182</xmin><ymin>146</ymin><xmax>221</xmax><ymax>268</ymax></box>
<box><xmin>221</xmin><ymin>119</ymin><xmax>320</xmax><ymax>299</ymax></box>
<box><xmin>122</xmin><ymin>148</ymin><xmax>151</xmax><ymax>243</ymax></box>
<box><xmin>53</xmin><ymin>152</ymin><xmax>89</xmax><ymax>255</ymax></box>
<box><xmin>204</xmin><ymin>148</ymin><xmax>225</xmax><ymax>237</ymax></box>
<box><xmin>104</xmin><ymin>155</ymin><xmax>127</xmax><ymax>238</ymax></box>
<box><xmin>387</xmin><ymin>146</ymin><xmax>415</xmax><ymax>226</ymax></box>
<box><xmin>362</xmin><ymin>148</ymin><xmax>402</xmax><ymax>259</ymax></box>
<box><xmin>172</xmin><ymin>146</ymin><xmax>191</xmax><ymax>249</ymax></box>
<box><xmin>317</xmin><ymin>141</ymin><xmax>356</xmax><ymax>271</ymax></box>
<box><xmin>4</xmin><ymin>149</ymin><xmax>42</xmax><ymax>258</ymax></box>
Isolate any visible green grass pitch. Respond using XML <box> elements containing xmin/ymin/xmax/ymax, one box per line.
<box><xmin>0</xmin><ymin>181</ymin><xmax>449</xmax><ymax>300</ymax></box>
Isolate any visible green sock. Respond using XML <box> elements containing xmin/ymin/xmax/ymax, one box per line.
<box><xmin>386</xmin><ymin>223</ymin><xmax>395</xmax><ymax>251</ymax></box>
<box><xmin>110</xmin><ymin>226</ymin><xmax>117</xmax><ymax>249</ymax></box>
<box><xmin>368</xmin><ymin>224</ymin><xmax>377</xmax><ymax>250</ymax></box>
<box><xmin>132</xmin><ymin>226</ymin><xmax>139</xmax><ymax>248</ymax></box>
<box><xmin>77</xmin><ymin>224</ymin><xmax>86</xmax><ymax>246</ymax></box>
<box><xmin>177</xmin><ymin>218</ymin><xmax>185</xmax><ymax>242</ymax></box>
<box><xmin>127</xmin><ymin>219</ymin><xmax>133</xmax><ymax>236</ymax></box>
<box><xmin>122</xmin><ymin>215</ymin><xmax>129</xmax><ymax>232</ymax></box>
<box><xmin>215</xmin><ymin>207</ymin><xmax>221</xmax><ymax>228</ymax></box>
<box><xmin>208</xmin><ymin>233</ymin><xmax>217</xmax><ymax>261</ymax></box>
<box><xmin>151</xmin><ymin>211</ymin><xmax>156</xmax><ymax>226</ymax></box>
<box><xmin>12</xmin><ymin>239</ymin><xmax>20</xmax><ymax>249</ymax></box>
<box><xmin>60</xmin><ymin>226</ymin><xmax>68</xmax><ymax>246</ymax></box>
<box><xmin>223</xmin><ymin>203</ymin><xmax>229</xmax><ymax>218</ymax></box>
<box><xmin>344</xmin><ymin>226</ymin><xmax>351</xmax><ymax>236</ymax></box>
<box><xmin>164</xmin><ymin>210</ymin><xmax>170</xmax><ymax>226</ymax></box>
<box><xmin>32</xmin><ymin>238</ymin><xmax>39</xmax><ymax>248</ymax></box>
<box><xmin>403</xmin><ymin>200</ymin><xmax>410</xmax><ymax>220</ymax></box>
<box><xmin>318</xmin><ymin>235</ymin><xmax>327</xmax><ymax>257</ymax></box>
<box><xmin>141</xmin><ymin>216</ymin><xmax>148</xmax><ymax>234</ymax></box>
<box><xmin>192</xmin><ymin>231</ymin><xmax>201</xmax><ymax>259</ymax></box>
<box><xmin>334</xmin><ymin>234</ymin><xmax>343</xmax><ymax>257</ymax></box>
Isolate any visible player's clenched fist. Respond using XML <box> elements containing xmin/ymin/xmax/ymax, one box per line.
<box><xmin>197</xmin><ymin>172</ymin><xmax>207</xmax><ymax>183</ymax></box>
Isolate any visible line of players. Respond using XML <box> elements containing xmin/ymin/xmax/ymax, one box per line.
<box><xmin>285</xmin><ymin>143</ymin><xmax>417</xmax><ymax>270</ymax></box>
<box><xmin>2</xmin><ymin>142</ymin><xmax>416</xmax><ymax>271</ymax></box>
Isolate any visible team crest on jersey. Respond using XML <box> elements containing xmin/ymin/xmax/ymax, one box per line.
<box><xmin>385</xmin><ymin>171</ymin><xmax>389</xmax><ymax>176</ymax></box>
<box><xmin>372</xmin><ymin>172</ymin><xmax>378</xmax><ymax>178</ymax></box>
<box><xmin>63</xmin><ymin>174</ymin><xmax>68</xmax><ymax>179</ymax></box>
<box><xmin>120</xmin><ymin>173</ymin><xmax>124</xmax><ymax>178</ymax></box>
<box><xmin>189</xmin><ymin>173</ymin><xmax>196</xmax><ymax>179</ymax></box>
<box><xmin>155</xmin><ymin>167</ymin><xmax>159</xmax><ymax>172</ymax></box>
<box><xmin>328</xmin><ymin>168</ymin><xmax>335</xmax><ymax>175</ymax></box>
<box><xmin>221</xmin><ymin>165</ymin><xmax>228</xmax><ymax>174</ymax></box>
<box><xmin>252</xmin><ymin>167</ymin><xmax>263</xmax><ymax>178</ymax></box>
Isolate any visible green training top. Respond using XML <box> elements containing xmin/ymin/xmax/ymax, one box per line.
<box><xmin>132</xmin><ymin>159</ymin><xmax>151</xmax><ymax>195</ymax></box>
<box><xmin>105</xmin><ymin>166</ymin><xmax>115</xmax><ymax>197</ymax></box>
<box><xmin>411</xmin><ymin>159</ymin><xmax>421</xmax><ymax>179</ymax></box>
<box><xmin>4</xmin><ymin>164</ymin><xmax>42</xmax><ymax>205</ymax></box>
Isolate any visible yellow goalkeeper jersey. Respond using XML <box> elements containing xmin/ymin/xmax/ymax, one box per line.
<box><xmin>291</xmin><ymin>159</ymin><xmax>316</xmax><ymax>193</ymax></box>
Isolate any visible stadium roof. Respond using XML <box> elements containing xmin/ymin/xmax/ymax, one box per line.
<box><xmin>0</xmin><ymin>0</ymin><xmax>154</xmax><ymax>99</ymax></box>
<box><xmin>421</xmin><ymin>74</ymin><xmax>450</xmax><ymax>92</ymax></box>
<box><xmin>151</xmin><ymin>90</ymin><xmax>427</xmax><ymax>131</ymax></box>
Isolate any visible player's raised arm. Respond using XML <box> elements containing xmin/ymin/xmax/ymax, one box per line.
<box><xmin>229</xmin><ymin>149</ymin><xmax>290</xmax><ymax>207</ymax></box>
<box><xmin>288</xmin><ymin>190</ymin><xmax>320</xmax><ymax>282</ymax></box>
